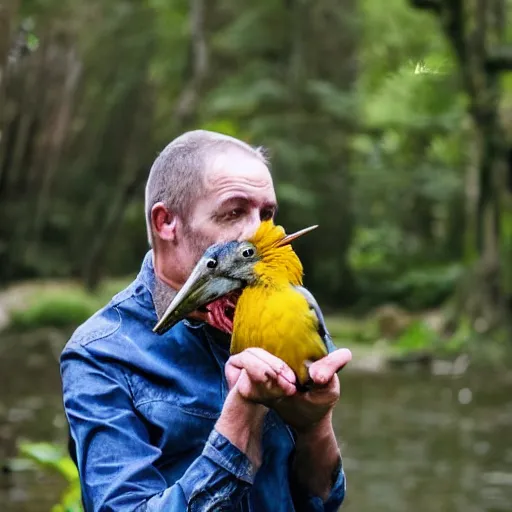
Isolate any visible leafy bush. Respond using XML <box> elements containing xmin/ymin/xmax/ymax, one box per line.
<box><xmin>394</xmin><ymin>320</ymin><xmax>440</xmax><ymax>352</ymax></box>
<box><xmin>394</xmin><ymin>315</ymin><xmax>475</xmax><ymax>355</ymax></box>
<box><xmin>8</xmin><ymin>277</ymin><xmax>133</xmax><ymax>331</ymax></box>
<box><xmin>10</xmin><ymin>291</ymin><xmax>99</xmax><ymax>330</ymax></box>
<box><xmin>354</xmin><ymin>263</ymin><xmax>464</xmax><ymax>311</ymax></box>
<box><xmin>386</xmin><ymin>264</ymin><xmax>464</xmax><ymax>309</ymax></box>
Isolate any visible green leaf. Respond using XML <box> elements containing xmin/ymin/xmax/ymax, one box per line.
<box><xmin>19</xmin><ymin>442</ymin><xmax>79</xmax><ymax>482</ymax></box>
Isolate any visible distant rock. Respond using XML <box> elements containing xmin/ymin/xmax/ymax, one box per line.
<box><xmin>373</xmin><ymin>304</ymin><xmax>412</xmax><ymax>340</ymax></box>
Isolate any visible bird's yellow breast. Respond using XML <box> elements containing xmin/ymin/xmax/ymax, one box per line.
<box><xmin>231</xmin><ymin>282</ymin><xmax>328</xmax><ymax>385</ymax></box>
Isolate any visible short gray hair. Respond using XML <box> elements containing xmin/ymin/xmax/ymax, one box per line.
<box><xmin>145</xmin><ymin>130</ymin><xmax>267</xmax><ymax>245</ymax></box>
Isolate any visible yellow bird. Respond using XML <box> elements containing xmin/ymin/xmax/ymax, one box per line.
<box><xmin>153</xmin><ymin>220</ymin><xmax>334</xmax><ymax>386</ymax></box>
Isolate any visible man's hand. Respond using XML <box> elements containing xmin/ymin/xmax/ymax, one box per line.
<box><xmin>223</xmin><ymin>347</ymin><xmax>352</xmax><ymax>502</ymax></box>
<box><xmin>272</xmin><ymin>348</ymin><xmax>352</xmax><ymax>433</ymax></box>
<box><xmin>274</xmin><ymin>348</ymin><xmax>352</xmax><ymax>502</ymax></box>
<box><xmin>214</xmin><ymin>348</ymin><xmax>298</xmax><ymax>469</ymax></box>
<box><xmin>225</xmin><ymin>347</ymin><xmax>297</xmax><ymax>403</ymax></box>
<box><xmin>224</xmin><ymin>347</ymin><xmax>352</xmax><ymax>431</ymax></box>
<box><xmin>218</xmin><ymin>346</ymin><xmax>351</xmax><ymax>496</ymax></box>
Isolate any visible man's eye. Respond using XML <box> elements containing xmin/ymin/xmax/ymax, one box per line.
<box><xmin>225</xmin><ymin>208</ymin><xmax>244</xmax><ymax>219</ymax></box>
<box><xmin>260</xmin><ymin>209</ymin><xmax>274</xmax><ymax>221</ymax></box>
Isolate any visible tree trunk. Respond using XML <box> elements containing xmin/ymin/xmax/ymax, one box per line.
<box><xmin>30</xmin><ymin>42</ymin><xmax>81</xmax><ymax>247</ymax></box>
<box><xmin>411</xmin><ymin>0</ymin><xmax>510</xmax><ymax>330</ymax></box>
<box><xmin>82</xmin><ymin>85</ymin><xmax>154</xmax><ymax>291</ymax></box>
<box><xmin>0</xmin><ymin>0</ymin><xmax>19</xmax><ymax>130</ymax></box>
<box><xmin>172</xmin><ymin>0</ymin><xmax>208</xmax><ymax>128</ymax></box>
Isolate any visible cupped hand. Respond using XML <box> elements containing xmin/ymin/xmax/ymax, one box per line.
<box><xmin>225</xmin><ymin>348</ymin><xmax>297</xmax><ymax>405</ymax></box>
<box><xmin>271</xmin><ymin>348</ymin><xmax>352</xmax><ymax>433</ymax></box>
<box><xmin>224</xmin><ymin>347</ymin><xmax>352</xmax><ymax>430</ymax></box>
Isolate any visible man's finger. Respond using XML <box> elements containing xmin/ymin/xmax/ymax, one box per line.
<box><xmin>228</xmin><ymin>351</ymin><xmax>278</xmax><ymax>383</ymax></box>
<box><xmin>227</xmin><ymin>349</ymin><xmax>297</xmax><ymax>396</ymax></box>
<box><xmin>308</xmin><ymin>348</ymin><xmax>352</xmax><ymax>385</ymax></box>
<box><xmin>225</xmin><ymin>364</ymin><xmax>242</xmax><ymax>389</ymax></box>
<box><xmin>245</xmin><ymin>348</ymin><xmax>296</xmax><ymax>385</ymax></box>
<box><xmin>274</xmin><ymin>373</ymin><xmax>297</xmax><ymax>396</ymax></box>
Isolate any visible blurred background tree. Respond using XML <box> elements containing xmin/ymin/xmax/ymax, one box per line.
<box><xmin>1</xmin><ymin>0</ymin><xmax>511</xmax><ymax>330</ymax></box>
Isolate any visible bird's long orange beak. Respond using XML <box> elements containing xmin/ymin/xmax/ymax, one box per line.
<box><xmin>274</xmin><ymin>225</ymin><xmax>318</xmax><ymax>248</ymax></box>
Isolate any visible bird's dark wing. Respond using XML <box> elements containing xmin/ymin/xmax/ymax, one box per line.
<box><xmin>295</xmin><ymin>285</ymin><xmax>336</xmax><ymax>354</ymax></box>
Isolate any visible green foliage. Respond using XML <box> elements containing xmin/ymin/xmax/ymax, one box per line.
<box><xmin>326</xmin><ymin>315</ymin><xmax>380</xmax><ymax>344</ymax></box>
<box><xmin>19</xmin><ymin>442</ymin><xmax>78</xmax><ymax>482</ymax></box>
<box><xmin>355</xmin><ymin>263</ymin><xmax>464</xmax><ymax>311</ymax></box>
<box><xmin>394</xmin><ymin>320</ymin><xmax>440</xmax><ymax>352</ymax></box>
<box><xmin>501</xmin><ymin>208</ymin><xmax>512</xmax><ymax>296</ymax></box>
<box><xmin>443</xmin><ymin>316</ymin><xmax>473</xmax><ymax>353</ymax></box>
<box><xmin>349</xmin><ymin>223</ymin><xmax>464</xmax><ymax>311</ymax></box>
<box><xmin>391</xmin><ymin>265</ymin><xmax>464</xmax><ymax>310</ymax></box>
<box><xmin>18</xmin><ymin>442</ymin><xmax>83</xmax><ymax>512</ymax></box>
<box><xmin>349</xmin><ymin>225</ymin><xmax>408</xmax><ymax>275</ymax></box>
<box><xmin>10</xmin><ymin>291</ymin><xmax>99</xmax><ymax>330</ymax></box>
<box><xmin>3</xmin><ymin>0</ymin><xmax>509</xmax><ymax>315</ymax></box>
<box><xmin>393</xmin><ymin>314</ymin><xmax>482</xmax><ymax>356</ymax></box>
<box><xmin>7</xmin><ymin>278</ymin><xmax>133</xmax><ymax>331</ymax></box>
<box><xmin>346</xmin><ymin>0</ymin><xmax>469</xmax><ymax>310</ymax></box>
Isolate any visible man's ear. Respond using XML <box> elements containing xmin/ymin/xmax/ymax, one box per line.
<box><xmin>151</xmin><ymin>202</ymin><xmax>177</xmax><ymax>242</ymax></box>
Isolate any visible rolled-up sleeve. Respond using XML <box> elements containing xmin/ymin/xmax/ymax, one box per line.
<box><xmin>61</xmin><ymin>342</ymin><xmax>255</xmax><ymax>512</ymax></box>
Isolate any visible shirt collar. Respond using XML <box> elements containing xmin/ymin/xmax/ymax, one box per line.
<box><xmin>130</xmin><ymin>249</ymin><xmax>162</xmax><ymax>317</ymax></box>
<box><xmin>137</xmin><ymin>250</ymin><xmax>157</xmax><ymax>300</ymax></box>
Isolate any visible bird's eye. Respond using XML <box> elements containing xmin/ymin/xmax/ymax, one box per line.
<box><xmin>242</xmin><ymin>248</ymin><xmax>254</xmax><ymax>258</ymax></box>
<box><xmin>206</xmin><ymin>258</ymin><xmax>217</xmax><ymax>269</ymax></box>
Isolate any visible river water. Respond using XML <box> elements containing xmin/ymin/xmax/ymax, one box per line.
<box><xmin>0</xmin><ymin>329</ymin><xmax>511</xmax><ymax>511</ymax></box>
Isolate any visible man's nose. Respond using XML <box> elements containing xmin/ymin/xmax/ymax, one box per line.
<box><xmin>237</xmin><ymin>211</ymin><xmax>261</xmax><ymax>241</ymax></box>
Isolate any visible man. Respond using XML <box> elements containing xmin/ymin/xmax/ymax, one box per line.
<box><xmin>61</xmin><ymin>130</ymin><xmax>352</xmax><ymax>511</ymax></box>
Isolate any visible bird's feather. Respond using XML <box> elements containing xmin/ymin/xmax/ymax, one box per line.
<box><xmin>231</xmin><ymin>283</ymin><xmax>328</xmax><ymax>385</ymax></box>
<box><xmin>294</xmin><ymin>285</ymin><xmax>337</xmax><ymax>355</ymax></box>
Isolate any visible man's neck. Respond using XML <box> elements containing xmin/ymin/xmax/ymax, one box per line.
<box><xmin>152</xmin><ymin>252</ymin><xmax>182</xmax><ymax>319</ymax></box>
<box><xmin>153</xmin><ymin>277</ymin><xmax>177</xmax><ymax>319</ymax></box>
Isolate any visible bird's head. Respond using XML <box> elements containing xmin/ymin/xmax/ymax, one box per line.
<box><xmin>153</xmin><ymin>220</ymin><xmax>317</xmax><ymax>335</ymax></box>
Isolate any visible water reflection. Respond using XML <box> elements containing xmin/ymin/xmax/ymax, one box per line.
<box><xmin>336</xmin><ymin>369</ymin><xmax>512</xmax><ymax>512</ymax></box>
<box><xmin>0</xmin><ymin>330</ymin><xmax>69</xmax><ymax>512</ymax></box>
<box><xmin>1</xmin><ymin>330</ymin><xmax>511</xmax><ymax>511</ymax></box>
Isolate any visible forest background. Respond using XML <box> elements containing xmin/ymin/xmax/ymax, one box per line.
<box><xmin>1</xmin><ymin>1</ymin><xmax>512</xmax><ymax>510</ymax></box>
<box><xmin>2</xmin><ymin>0</ymin><xmax>512</xmax><ymax>340</ymax></box>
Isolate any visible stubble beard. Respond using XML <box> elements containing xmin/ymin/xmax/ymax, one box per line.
<box><xmin>181</xmin><ymin>222</ymin><xmax>238</xmax><ymax>335</ymax></box>
<box><xmin>153</xmin><ymin>222</ymin><xmax>213</xmax><ymax>321</ymax></box>
<box><xmin>182</xmin><ymin>221</ymin><xmax>216</xmax><ymax>276</ymax></box>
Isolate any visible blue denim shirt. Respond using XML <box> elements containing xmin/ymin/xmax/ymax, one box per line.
<box><xmin>61</xmin><ymin>251</ymin><xmax>346</xmax><ymax>511</ymax></box>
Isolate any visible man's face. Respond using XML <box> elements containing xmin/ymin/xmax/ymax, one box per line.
<box><xmin>179</xmin><ymin>150</ymin><xmax>277</xmax><ymax>276</ymax></box>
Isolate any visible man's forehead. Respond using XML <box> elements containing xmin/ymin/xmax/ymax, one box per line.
<box><xmin>203</xmin><ymin>150</ymin><xmax>276</xmax><ymax>201</ymax></box>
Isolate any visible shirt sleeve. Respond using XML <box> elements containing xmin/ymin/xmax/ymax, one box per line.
<box><xmin>289</xmin><ymin>455</ymin><xmax>346</xmax><ymax>512</ymax></box>
<box><xmin>61</xmin><ymin>342</ymin><xmax>255</xmax><ymax>512</ymax></box>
